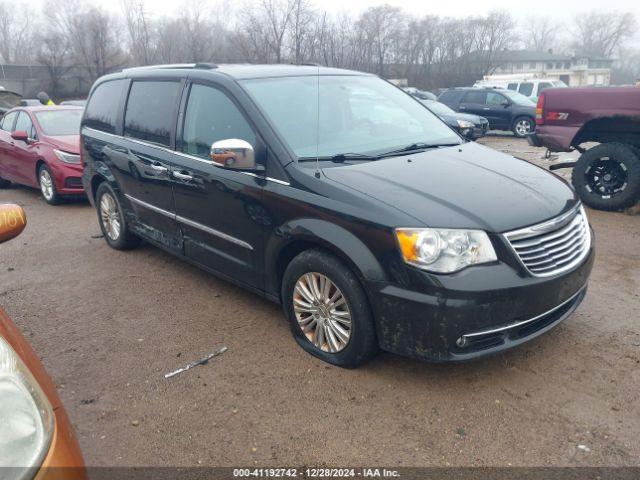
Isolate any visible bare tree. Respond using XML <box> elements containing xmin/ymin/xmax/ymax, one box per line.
<box><xmin>573</xmin><ymin>11</ymin><xmax>636</xmax><ymax>58</ymax></box>
<box><xmin>0</xmin><ymin>1</ymin><xmax>35</xmax><ymax>63</ymax></box>
<box><xmin>523</xmin><ymin>16</ymin><xmax>559</xmax><ymax>52</ymax></box>
<box><xmin>121</xmin><ymin>0</ymin><xmax>156</xmax><ymax>65</ymax></box>
<box><xmin>356</xmin><ymin>5</ymin><xmax>405</xmax><ymax>76</ymax></box>
<box><xmin>241</xmin><ymin>0</ymin><xmax>297</xmax><ymax>63</ymax></box>
<box><xmin>36</xmin><ymin>30</ymin><xmax>71</xmax><ymax>95</ymax></box>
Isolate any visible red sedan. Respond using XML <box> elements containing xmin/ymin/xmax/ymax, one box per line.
<box><xmin>0</xmin><ymin>106</ymin><xmax>84</xmax><ymax>204</ymax></box>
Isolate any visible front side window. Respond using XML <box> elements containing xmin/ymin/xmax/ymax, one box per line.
<box><xmin>84</xmin><ymin>80</ymin><xmax>126</xmax><ymax>134</ymax></box>
<box><xmin>241</xmin><ymin>75</ymin><xmax>460</xmax><ymax>160</ymax></box>
<box><xmin>507</xmin><ymin>83</ymin><xmax>518</xmax><ymax>90</ymax></box>
<box><xmin>35</xmin><ymin>110</ymin><xmax>82</xmax><ymax>136</ymax></box>
<box><xmin>182</xmin><ymin>84</ymin><xmax>256</xmax><ymax>159</ymax></box>
<box><xmin>0</xmin><ymin>112</ymin><xmax>18</xmax><ymax>132</ymax></box>
<box><xmin>14</xmin><ymin>112</ymin><xmax>36</xmax><ymax>139</ymax></box>
<box><xmin>537</xmin><ymin>82</ymin><xmax>552</xmax><ymax>95</ymax></box>
<box><xmin>486</xmin><ymin>92</ymin><xmax>508</xmax><ymax>106</ymax></box>
<box><xmin>124</xmin><ymin>81</ymin><xmax>181</xmax><ymax>147</ymax></box>
<box><xmin>518</xmin><ymin>83</ymin><xmax>534</xmax><ymax>97</ymax></box>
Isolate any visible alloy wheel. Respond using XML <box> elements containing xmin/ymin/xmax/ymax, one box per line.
<box><xmin>100</xmin><ymin>193</ymin><xmax>122</xmax><ymax>240</ymax></box>
<box><xmin>293</xmin><ymin>272</ymin><xmax>352</xmax><ymax>353</ymax></box>
<box><xmin>585</xmin><ymin>158</ymin><xmax>627</xmax><ymax>197</ymax></box>
<box><xmin>39</xmin><ymin>169</ymin><xmax>54</xmax><ymax>200</ymax></box>
<box><xmin>515</xmin><ymin>119</ymin><xmax>531</xmax><ymax>136</ymax></box>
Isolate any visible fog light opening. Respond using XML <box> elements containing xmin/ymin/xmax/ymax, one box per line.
<box><xmin>456</xmin><ymin>337</ymin><xmax>468</xmax><ymax>348</ymax></box>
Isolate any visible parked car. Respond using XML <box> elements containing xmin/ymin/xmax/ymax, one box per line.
<box><xmin>0</xmin><ymin>106</ymin><xmax>84</xmax><ymax>204</ymax></box>
<box><xmin>60</xmin><ymin>100</ymin><xmax>87</xmax><ymax>107</ymax></box>
<box><xmin>528</xmin><ymin>86</ymin><xmax>640</xmax><ymax>211</ymax></box>
<box><xmin>420</xmin><ymin>99</ymin><xmax>489</xmax><ymax>140</ymax></box>
<box><xmin>81</xmin><ymin>64</ymin><xmax>593</xmax><ymax>368</ymax></box>
<box><xmin>474</xmin><ymin>77</ymin><xmax>567</xmax><ymax>102</ymax></box>
<box><xmin>403</xmin><ymin>87</ymin><xmax>437</xmax><ymax>101</ymax></box>
<box><xmin>439</xmin><ymin>87</ymin><xmax>537</xmax><ymax>138</ymax></box>
<box><xmin>0</xmin><ymin>203</ymin><xmax>86</xmax><ymax>478</ymax></box>
<box><xmin>0</xmin><ymin>89</ymin><xmax>22</xmax><ymax>115</ymax></box>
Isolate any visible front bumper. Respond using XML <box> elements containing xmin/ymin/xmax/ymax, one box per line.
<box><xmin>50</xmin><ymin>161</ymin><xmax>85</xmax><ymax>196</ymax></box>
<box><xmin>367</xmin><ymin>239</ymin><xmax>594</xmax><ymax>362</ymax></box>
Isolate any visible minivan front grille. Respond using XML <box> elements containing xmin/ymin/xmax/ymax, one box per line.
<box><xmin>504</xmin><ymin>205</ymin><xmax>590</xmax><ymax>277</ymax></box>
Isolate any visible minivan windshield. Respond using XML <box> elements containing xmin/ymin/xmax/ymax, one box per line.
<box><xmin>241</xmin><ymin>75</ymin><xmax>461</xmax><ymax>160</ymax></box>
<box><xmin>34</xmin><ymin>109</ymin><xmax>82</xmax><ymax>136</ymax></box>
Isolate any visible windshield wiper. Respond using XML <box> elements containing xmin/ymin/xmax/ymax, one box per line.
<box><xmin>377</xmin><ymin>142</ymin><xmax>462</xmax><ymax>158</ymax></box>
<box><xmin>298</xmin><ymin>153</ymin><xmax>379</xmax><ymax>163</ymax></box>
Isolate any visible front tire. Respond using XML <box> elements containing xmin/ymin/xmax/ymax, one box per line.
<box><xmin>95</xmin><ymin>182</ymin><xmax>140</xmax><ymax>250</ymax></box>
<box><xmin>281</xmin><ymin>249</ymin><xmax>378</xmax><ymax>368</ymax></box>
<box><xmin>38</xmin><ymin>164</ymin><xmax>61</xmax><ymax>205</ymax></box>
<box><xmin>512</xmin><ymin>116</ymin><xmax>534</xmax><ymax>138</ymax></box>
<box><xmin>571</xmin><ymin>143</ymin><xmax>640</xmax><ymax>211</ymax></box>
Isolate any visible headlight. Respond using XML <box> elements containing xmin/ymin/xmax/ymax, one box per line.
<box><xmin>457</xmin><ymin>119</ymin><xmax>475</xmax><ymax>129</ymax></box>
<box><xmin>0</xmin><ymin>337</ymin><xmax>54</xmax><ymax>468</ymax></box>
<box><xmin>395</xmin><ymin>228</ymin><xmax>497</xmax><ymax>273</ymax></box>
<box><xmin>53</xmin><ymin>149</ymin><xmax>81</xmax><ymax>164</ymax></box>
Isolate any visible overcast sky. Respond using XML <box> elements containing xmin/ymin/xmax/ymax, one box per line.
<box><xmin>94</xmin><ymin>0</ymin><xmax>640</xmax><ymax>22</ymax></box>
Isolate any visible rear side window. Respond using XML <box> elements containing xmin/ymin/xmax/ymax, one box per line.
<box><xmin>84</xmin><ymin>79</ymin><xmax>126</xmax><ymax>134</ymax></box>
<box><xmin>462</xmin><ymin>91</ymin><xmax>486</xmax><ymax>104</ymax></box>
<box><xmin>518</xmin><ymin>83</ymin><xmax>534</xmax><ymax>96</ymax></box>
<box><xmin>507</xmin><ymin>83</ymin><xmax>518</xmax><ymax>90</ymax></box>
<box><xmin>1</xmin><ymin>111</ymin><xmax>18</xmax><ymax>131</ymax></box>
<box><xmin>438</xmin><ymin>90</ymin><xmax>461</xmax><ymax>104</ymax></box>
<box><xmin>124</xmin><ymin>81</ymin><xmax>181</xmax><ymax>147</ymax></box>
<box><xmin>182</xmin><ymin>84</ymin><xmax>256</xmax><ymax>159</ymax></box>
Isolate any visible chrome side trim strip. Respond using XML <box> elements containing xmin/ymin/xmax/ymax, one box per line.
<box><xmin>124</xmin><ymin>194</ymin><xmax>253</xmax><ymax>250</ymax></box>
<box><xmin>460</xmin><ymin>285</ymin><xmax>586</xmax><ymax>340</ymax></box>
<box><xmin>83</xmin><ymin>127</ymin><xmax>290</xmax><ymax>186</ymax></box>
<box><xmin>175</xmin><ymin>215</ymin><xmax>254</xmax><ymax>251</ymax></box>
<box><xmin>125</xmin><ymin>194</ymin><xmax>175</xmax><ymax>219</ymax></box>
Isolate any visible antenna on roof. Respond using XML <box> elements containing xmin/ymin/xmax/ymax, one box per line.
<box><xmin>314</xmin><ymin>64</ymin><xmax>321</xmax><ymax>179</ymax></box>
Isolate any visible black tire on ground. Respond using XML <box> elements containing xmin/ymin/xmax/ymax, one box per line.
<box><xmin>0</xmin><ymin>175</ymin><xmax>10</xmax><ymax>188</ymax></box>
<box><xmin>571</xmin><ymin>143</ymin><xmax>640</xmax><ymax>211</ymax></box>
<box><xmin>512</xmin><ymin>116</ymin><xmax>535</xmax><ymax>138</ymax></box>
<box><xmin>95</xmin><ymin>182</ymin><xmax>141</xmax><ymax>250</ymax></box>
<box><xmin>38</xmin><ymin>164</ymin><xmax>61</xmax><ymax>205</ymax></box>
<box><xmin>281</xmin><ymin>249</ymin><xmax>378</xmax><ymax>368</ymax></box>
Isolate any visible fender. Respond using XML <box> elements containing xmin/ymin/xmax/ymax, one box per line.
<box><xmin>265</xmin><ymin>218</ymin><xmax>389</xmax><ymax>299</ymax></box>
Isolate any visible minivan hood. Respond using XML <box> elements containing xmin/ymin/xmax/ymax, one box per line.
<box><xmin>323</xmin><ymin>142</ymin><xmax>577</xmax><ymax>232</ymax></box>
<box><xmin>43</xmin><ymin>135</ymin><xmax>80</xmax><ymax>154</ymax></box>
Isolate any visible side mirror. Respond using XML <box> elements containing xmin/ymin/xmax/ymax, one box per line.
<box><xmin>11</xmin><ymin>130</ymin><xmax>29</xmax><ymax>142</ymax></box>
<box><xmin>210</xmin><ymin>139</ymin><xmax>260</xmax><ymax>171</ymax></box>
<box><xmin>0</xmin><ymin>204</ymin><xmax>27</xmax><ymax>244</ymax></box>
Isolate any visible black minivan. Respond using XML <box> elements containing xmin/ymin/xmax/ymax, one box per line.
<box><xmin>81</xmin><ymin>64</ymin><xmax>594</xmax><ymax>368</ymax></box>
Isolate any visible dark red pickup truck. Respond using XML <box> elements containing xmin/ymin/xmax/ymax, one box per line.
<box><xmin>529</xmin><ymin>86</ymin><xmax>640</xmax><ymax>211</ymax></box>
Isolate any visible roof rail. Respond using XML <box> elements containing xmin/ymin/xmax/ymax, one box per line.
<box><xmin>194</xmin><ymin>63</ymin><xmax>218</xmax><ymax>69</ymax></box>
<box><xmin>122</xmin><ymin>63</ymin><xmax>197</xmax><ymax>72</ymax></box>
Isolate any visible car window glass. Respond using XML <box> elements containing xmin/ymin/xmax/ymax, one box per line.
<box><xmin>14</xmin><ymin>112</ymin><xmax>36</xmax><ymax>138</ymax></box>
<box><xmin>182</xmin><ymin>84</ymin><xmax>256</xmax><ymax>159</ymax></box>
<box><xmin>518</xmin><ymin>83</ymin><xmax>534</xmax><ymax>96</ymax></box>
<box><xmin>486</xmin><ymin>92</ymin><xmax>508</xmax><ymax>106</ymax></box>
<box><xmin>0</xmin><ymin>112</ymin><xmax>17</xmax><ymax>131</ymax></box>
<box><xmin>124</xmin><ymin>81</ymin><xmax>181</xmax><ymax>147</ymax></box>
<box><xmin>507</xmin><ymin>83</ymin><xmax>518</xmax><ymax>90</ymax></box>
<box><xmin>84</xmin><ymin>79</ymin><xmax>126</xmax><ymax>134</ymax></box>
<box><xmin>537</xmin><ymin>82</ymin><xmax>552</xmax><ymax>95</ymax></box>
<box><xmin>463</xmin><ymin>91</ymin><xmax>486</xmax><ymax>104</ymax></box>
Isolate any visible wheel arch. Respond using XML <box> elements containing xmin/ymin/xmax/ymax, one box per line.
<box><xmin>572</xmin><ymin>116</ymin><xmax>640</xmax><ymax>149</ymax></box>
<box><xmin>266</xmin><ymin>219</ymin><xmax>388</xmax><ymax>302</ymax></box>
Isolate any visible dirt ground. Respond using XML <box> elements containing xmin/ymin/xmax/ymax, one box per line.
<box><xmin>0</xmin><ymin>135</ymin><xmax>639</xmax><ymax>468</ymax></box>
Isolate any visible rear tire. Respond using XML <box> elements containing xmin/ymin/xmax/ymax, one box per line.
<box><xmin>38</xmin><ymin>164</ymin><xmax>61</xmax><ymax>205</ymax></box>
<box><xmin>95</xmin><ymin>182</ymin><xmax>141</xmax><ymax>250</ymax></box>
<box><xmin>571</xmin><ymin>143</ymin><xmax>640</xmax><ymax>211</ymax></box>
<box><xmin>281</xmin><ymin>249</ymin><xmax>378</xmax><ymax>368</ymax></box>
<box><xmin>512</xmin><ymin>116</ymin><xmax>534</xmax><ymax>138</ymax></box>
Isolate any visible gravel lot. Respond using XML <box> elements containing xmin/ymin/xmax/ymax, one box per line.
<box><xmin>0</xmin><ymin>136</ymin><xmax>639</xmax><ymax>468</ymax></box>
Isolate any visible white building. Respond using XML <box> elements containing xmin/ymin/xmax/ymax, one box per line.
<box><xmin>490</xmin><ymin>50</ymin><xmax>613</xmax><ymax>87</ymax></box>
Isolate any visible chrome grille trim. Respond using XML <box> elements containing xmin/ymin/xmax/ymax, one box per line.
<box><xmin>504</xmin><ymin>205</ymin><xmax>591</xmax><ymax>277</ymax></box>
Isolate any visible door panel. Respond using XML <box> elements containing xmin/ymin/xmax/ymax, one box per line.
<box><xmin>484</xmin><ymin>92</ymin><xmax>512</xmax><ymax>129</ymax></box>
<box><xmin>0</xmin><ymin>112</ymin><xmax>18</xmax><ymax>181</ymax></box>
<box><xmin>459</xmin><ymin>91</ymin><xmax>487</xmax><ymax>117</ymax></box>
<box><xmin>9</xmin><ymin>112</ymin><xmax>39</xmax><ymax>186</ymax></box>
<box><xmin>171</xmin><ymin>82</ymin><xmax>265</xmax><ymax>289</ymax></box>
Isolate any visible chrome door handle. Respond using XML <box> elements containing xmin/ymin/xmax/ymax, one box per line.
<box><xmin>173</xmin><ymin>171</ymin><xmax>193</xmax><ymax>181</ymax></box>
<box><xmin>149</xmin><ymin>163</ymin><xmax>168</xmax><ymax>174</ymax></box>
<box><xmin>483</xmin><ymin>107</ymin><xmax>491</xmax><ymax>110</ymax></box>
